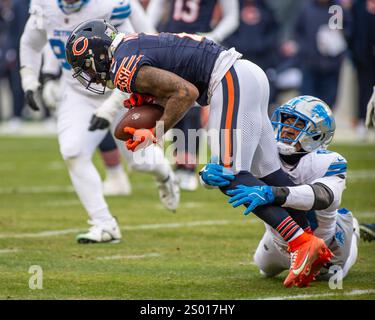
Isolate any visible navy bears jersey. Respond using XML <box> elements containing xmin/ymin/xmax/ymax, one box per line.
<box><xmin>110</xmin><ymin>32</ymin><xmax>225</xmax><ymax>105</ymax></box>
<box><xmin>162</xmin><ymin>0</ymin><xmax>218</xmax><ymax>33</ymax></box>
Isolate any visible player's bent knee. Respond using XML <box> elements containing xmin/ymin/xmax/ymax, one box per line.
<box><xmin>60</xmin><ymin>145</ymin><xmax>82</xmax><ymax>160</ymax></box>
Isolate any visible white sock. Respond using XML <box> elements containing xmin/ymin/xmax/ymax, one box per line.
<box><xmin>105</xmin><ymin>164</ymin><xmax>124</xmax><ymax>179</ymax></box>
<box><xmin>65</xmin><ymin>156</ymin><xmax>114</xmax><ymax>223</ymax></box>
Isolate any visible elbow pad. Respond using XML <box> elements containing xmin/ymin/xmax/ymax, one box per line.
<box><xmin>309</xmin><ymin>182</ymin><xmax>334</xmax><ymax>210</ymax></box>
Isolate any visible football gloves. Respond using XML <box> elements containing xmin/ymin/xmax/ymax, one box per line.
<box><xmin>124</xmin><ymin>127</ymin><xmax>156</xmax><ymax>151</ymax></box>
<box><xmin>25</xmin><ymin>88</ymin><xmax>43</xmax><ymax>111</ymax></box>
<box><xmin>89</xmin><ymin>115</ymin><xmax>110</xmax><ymax>131</ymax></box>
<box><xmin>123</xmin><ymin>93</ymin><xmax>156</xmax><ymax>109</ymax></box>
<box><xmin>227</xmin><ymin>185</ymin><xmax>275</xmax><ymax>215</ymax></box>
<box><xmin>20</xmin><ymin>67</ymin><xmax>43</xmax><ymax>111</ymax></box>
<box><xmin>199</xmin><ymin>161</ymin><xmax>235</xmax><ymax>187</ymax></box>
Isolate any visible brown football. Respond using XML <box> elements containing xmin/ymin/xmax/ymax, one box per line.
<box><xmin>114</xmin><ymin>104</ymin><xmax>164</xmax><ymax>141</ymax></box>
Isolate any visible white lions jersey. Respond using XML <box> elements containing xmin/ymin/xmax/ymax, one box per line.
<box><xmin>28</xmin><ymin>0</ymin><xmax>132</xmax><ymax>96</ymax></box>
<box><xmin>271</xmin><ymin>149</ymin><xmax>347</xmax><ymax>244</ymax></box>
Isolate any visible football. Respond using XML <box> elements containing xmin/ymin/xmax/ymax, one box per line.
<box><xmin>114</xmin><ymin>104</ymin><xmax>164</xmax><ymax>141</ymax></box>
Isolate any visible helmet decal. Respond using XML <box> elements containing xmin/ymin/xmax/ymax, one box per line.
<box><xmin>72</xmin><ymin>37</ymin><xmax>89</xmax><ymax>56</ymax></box>
<box><xmin>311</xmin><ymin>104</ymin><xmax>333</xmax><ymax>129</ymax></box>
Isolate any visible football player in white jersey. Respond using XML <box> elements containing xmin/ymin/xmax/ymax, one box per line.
<box><xmin>201</xmin><ymin>95</ymin><xmax>359</xmax><ymax>285</ymax></box>
<box><xmin>19</xmin><ymin>0</ymin><xmax>180</xmax><ymax>244</ymax></box>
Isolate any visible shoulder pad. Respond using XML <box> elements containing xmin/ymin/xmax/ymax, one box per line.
<box><xmin>110</xmin><ymin>0</ymin><xmax>132</xmax><ymax>27</ymax></box>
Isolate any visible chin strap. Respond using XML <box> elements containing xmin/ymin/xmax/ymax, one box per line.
<box><xmin>277</xmin><ymin>142</ymin><xmax>297</xmax><ymax>155</ymax></box>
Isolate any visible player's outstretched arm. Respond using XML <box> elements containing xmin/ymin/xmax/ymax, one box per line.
<box><xmin>204</xmin><ymin>0</ymin><xmax>239</xmax><ymax>43</ymax></box>
<box><xmin>20</xmin><ymin>12</ymin><xmax>48</xmax><ymax>111</ymax></box>
<box><xmin>135</xmin><ymin>65</ymin><xmax>199</xmax><ymax>134</ymax></box>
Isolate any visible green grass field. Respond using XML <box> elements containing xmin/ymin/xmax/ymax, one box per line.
<box><xmin>0</xmin><ymin>136</ymin><xmax>374</xmax><ymax>300</ymax></box>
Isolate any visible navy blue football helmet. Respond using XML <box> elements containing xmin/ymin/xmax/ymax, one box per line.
<box><xmin>65</xmin><ymin>19</ymin><xmax>118</xmax><ymax>94</ymax></box>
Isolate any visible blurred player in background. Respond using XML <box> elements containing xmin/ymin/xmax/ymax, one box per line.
<box><xmin>20</xmin><ymin>0</ymin><xmax>179</xmax><ymax>244</ymax></box>
<box><xmin>348</xmin><ymin>0</ymin><xmax>375</xmax><ymax>140</ymax></box>
<box><xmin>146</xmin><ymin>0</ymin><xmax>239</xmax><ymax>191</ymax></box>
<box><xmin>0</xmin><ymin>0</ymin><xmax>28</xmax><ymax>128</ymax></box>
<box><xmin>362</xmin><ymin>85</ymin><xmax>375</xmax><ymax>242</ymax></box>
<box><xmin>41</xmin><ymin>43</ymin><xmax>131</xmax><ymax>197</ymax></box>
<box><xmin>223</xmin><ymin>0</ymin><xmax>280</xmax><ymax>103</ymax></box>
<box><xmin>202</xmin><ymin>96</ymin><xmax>359</xmax><ymax>285</ymax></box>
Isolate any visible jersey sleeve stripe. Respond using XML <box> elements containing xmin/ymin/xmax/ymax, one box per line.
<box><xmin>111</xmin><ymin>6</ymin><xmax>131</xmax><ymax>20</ymax></box>
<box><xmin>328</xmin><ymin>163</ymin><xmax>347</xmax><ymax>170</ymax></box>
<box><xmin>324</xmin><ymin>168</ymin><xmax>347</xmax><ymax>177</ymax></box>
<box><xmin>111</xmin><ymin>12</ymin><xmax>131</xmax><ymax>20</ymax></box>
<box><xmin>113</xmin><ymin>4</ymin><xmax>131</xmax><ymax>14</ymax></box>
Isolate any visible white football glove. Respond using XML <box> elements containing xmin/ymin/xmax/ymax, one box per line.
<box><xmin>365</xmin><ymin>87</ymin><xmax>375</xmax><ymax>129</ymax></box>
<box><xmin>42</xmin><ymin>78</ymin><xmax>61</xmax><ymax>110</ymax></box>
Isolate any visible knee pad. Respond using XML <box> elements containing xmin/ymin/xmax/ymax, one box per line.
<box><xmin>60</xmin><ymin>144</ymin><xmax>82</xmax><ymax>160</ymax></box>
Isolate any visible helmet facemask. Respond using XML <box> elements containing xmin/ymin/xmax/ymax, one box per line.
<box><xmin>59</xmin><ymin>0</ymin><xmax>88</xmax><ymax>14</ymax></box>
<box><xmin>71</xmin><ymin>49</ymin><xmax>111</xmax><ymax>95</ymax></box>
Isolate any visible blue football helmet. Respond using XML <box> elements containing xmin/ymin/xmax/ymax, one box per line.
<box><xmin>58</xmin><ymin>0</ymin><xmax>89</xmax><ymax>14</ymax></box>
<box><xmin>271</xmin><ymin>96</ymin><xmax>336</xmax><ymax>155</ymax></box>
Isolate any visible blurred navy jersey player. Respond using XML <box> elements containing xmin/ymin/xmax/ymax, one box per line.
<box><xmin>147</xmin><ymin>0</ymin><xmax>239</xmax><ymax>191</ymax></box>
<box><xmin>65</xmin><ymin>19</ymin><xmax>333</xmax><ymax>288</ymax></box>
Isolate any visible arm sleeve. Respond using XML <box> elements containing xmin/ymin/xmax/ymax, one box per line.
<box><xmin>19</xmin><ymin>15</ymin><xmax>48</xmax><ymax>75</ymax></box>
<box><xmin>129</xmin><ymin>0</ymin><xmax>157</xmax><ymax>33</ymax></box>
<box><xmin>273</xmin><ymin>175</ymin><xmax>346</xmax><ymax>212</ymax></box>
<box><xmin>146</xmin><ymin>0</ymin><xmax>166</xmax><ymax>29</ymax></box>
<box><xmin>205</xmin><ymin>0</ymin><xmax>239</xmax><ymax>43</ymax></box>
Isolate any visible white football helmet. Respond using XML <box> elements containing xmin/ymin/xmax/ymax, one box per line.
<box><xmin>271</xmin><ymin>96</ymin><xmax>336</xmax><ymax>155</ymax></box>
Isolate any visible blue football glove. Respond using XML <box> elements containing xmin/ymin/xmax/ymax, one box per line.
<box><xmin>199</xmin><ymin>163</ymin><xmax>235</xmax><ymax>187</ymax></box>
<box><xmin>227</xmin><ymin>185</ymin><xmax>275</xmax><ymax>215</ymax></box>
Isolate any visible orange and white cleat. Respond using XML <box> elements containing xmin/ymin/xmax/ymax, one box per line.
<box><xmin>284</xmin><ymin>233</ymin><xmax>333</xmax><ymax>288</ymax></box>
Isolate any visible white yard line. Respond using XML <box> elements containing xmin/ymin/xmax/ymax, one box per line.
<box><xmin>256</xmin><ymin>289</ymin><xmax>375</xmax><ymax>300</ymax></box>
<box><xmin>0</xmin><ymin>220</ymin><xmax>243</xmax><ymax>239</ymax></box>
<box><xmin>347</xmin><ymin>170</ymin><xmax>375</xmax><ymax>181</ymax></box>
<box><xmin>0</xmin><ymin>248</ymin><xmax>20</xmax><ymax>254</ymax></box>
<box><xmin>96</xmin><ymin>253</ymin><xmax>161</xmax><ymax>261</ymax></box>
<box><xmin>0</xmin><ymin>185</ymin><xmax>75</xmax><ymax>195</ymax></box>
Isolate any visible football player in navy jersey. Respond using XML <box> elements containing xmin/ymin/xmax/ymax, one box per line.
<box><xmin>65</xmin><ymin>19</ymin><xmax>333</xmax><ymax>287</ymax></box>
<box><xmin>146</xmin><ymin>0</ymin><xmax>239</xmax><ymax>191</ymax></box>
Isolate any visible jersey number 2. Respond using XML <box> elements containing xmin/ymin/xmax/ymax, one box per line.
<box><xmin>173</xmin><ymin>0</ymin><xmax>201</xmax><ymax>23</ymax></box>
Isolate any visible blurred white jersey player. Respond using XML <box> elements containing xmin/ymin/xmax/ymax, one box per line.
<box><xmin>20</xmin><ymin>0</ymin><xmax>180</xmax><ymax>243</ymax></box>
<box><xmin>253</xmin><ymin>96</ymin><xmax>359</xmax><ymax>280</ymax></box>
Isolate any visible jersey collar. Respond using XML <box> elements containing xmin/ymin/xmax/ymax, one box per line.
<box><xmin>109</xmin><ymin>33</ymin><xmax>125</xmax><ymax>57</ymax></box>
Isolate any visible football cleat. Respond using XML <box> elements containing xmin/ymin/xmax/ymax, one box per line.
<box><xmin>175</xmin><ymin>169</ymin><xmax>198</xmax><ymax>191</ymax></box>
<box><xmin>157</xmin><ymin>172</ymin><xmax>180</xmax><ymax>212</ymax></box>
<box><xmin>284</xmin><ymin>234</ymin><xmax>333</xmax><ymax>288</ymax></box>
<box><xmin>76</xmin><ymin>218</ymin><xmax>122</xmax><ymax>244</ymax></box>
<box><xmin>103</xmin><ymin>169</ymin><xmax>132</xmax><ymax>196</ymax></box>
<box><xmin>359</xmin><ymin>223</ymin><xmax>375</xmax><ymax>242</ymax></box>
